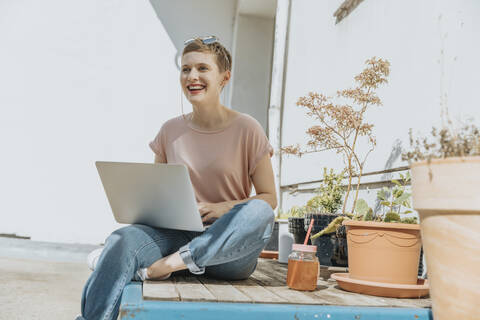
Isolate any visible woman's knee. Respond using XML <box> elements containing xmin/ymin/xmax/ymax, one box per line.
<box><xmin>245</xmin><ymin>199</ymin><xmax>275</xmax><ymax>232</ymax></box>
<box><xmin>108</xmin><ymin>224</ymin><xmax>156</xmax><ymax>251</ymax></box>
<box><xmin>245</xmin><ymin>199</ymin><xmax>274</xmax><ymax>223</ymax></box>
<box><xmin>214</xmin><ymin>267</ymin><xmax>255</xmax><ymax>281</ymax></box>
<box><xmin>205</xmin><ymin>258</ymin><xmax>258</xmax><ymax>281</ymax></box>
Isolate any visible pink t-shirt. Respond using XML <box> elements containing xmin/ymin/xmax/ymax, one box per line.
<box><xmin>149</xmin><ymin>113</ymin><xmax>274</xmax><ymax>204</ymax></box>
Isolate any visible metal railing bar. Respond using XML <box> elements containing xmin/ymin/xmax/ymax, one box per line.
<box><xmin>280</xmin><ymin>165</ymin><xmax>409</xmax><ymax>189</ymax></box>
<box><xmin>282</xmin><ymin>178</ymin><xmax>410</xmax><ymax>194</ymax></box>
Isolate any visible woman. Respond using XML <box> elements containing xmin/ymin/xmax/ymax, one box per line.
<box><xmin>76</xmin><ymin>36</ymin><xmax>277</xmax><ymax>320</ymax></box>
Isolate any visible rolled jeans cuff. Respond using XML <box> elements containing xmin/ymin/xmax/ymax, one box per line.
<box><xmin>179</xmin><ymin>244</ymin><xmax>205</xmax><ymax>275</ymax></box>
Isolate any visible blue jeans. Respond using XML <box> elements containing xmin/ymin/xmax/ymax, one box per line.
<box><xmin>77</xmin><ymin>199</ymin><xmax>275</xmax><ymax>320</ymax></box>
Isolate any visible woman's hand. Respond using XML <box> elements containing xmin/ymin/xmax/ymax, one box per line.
<box><xmin>198</xmin><ymin>202</ymin><xmax>233</xmax><ymax>223</ymax></box>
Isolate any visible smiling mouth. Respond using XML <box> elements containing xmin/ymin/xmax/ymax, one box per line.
<box><xmin>187</xmin><ymin>84</ymin><xmax>206</xmax><ymax>94</ymax></box>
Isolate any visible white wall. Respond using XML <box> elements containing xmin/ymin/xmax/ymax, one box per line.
<box><xmin>148</xmin><ymin>0</ymin><xmax>237</xmax><ymax>107</ymax></box>
<box><xmin>231</xmin><ymin>15</ymin><xmax>274</xmax><ymax>131</ymax></box>
<box><xmin>0</xmin><ymin>0</ymin><xmax>236</xmax><ymax>244</ymax></box>
<box><xmin>4</xmin><ymin>0</ymin><xmax>476</xmax><ymax>242</ymax></box>
<box><xmin>280</xmin><ymin>0</ymin><xmax>480</xmax><ymax>210</ymax></box>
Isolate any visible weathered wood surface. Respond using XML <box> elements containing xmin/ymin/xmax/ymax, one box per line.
<box><xmin>198</xmin><ymin>277</ymin><xmax>252</xmax><ymax>303</ymax></box>
<box><xmin>142</xmin><ymin>258</ymin><xmax>431</xmax><ymax>308</ymax></box>
<box><xmin>143</xmin><ymin>279</ymin><xmax>179</xmax><ymax>301</ymax></box>
<box><xmin>174</xmin><ymin>275</ymin><xmax>216</xmax><ymax>302</ymax></box>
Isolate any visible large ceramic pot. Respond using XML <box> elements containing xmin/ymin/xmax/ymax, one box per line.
<box><xmin>411</xmin><ymin>156</ymin><xmax>480</xmax><ymax>320</ymax></box>
<box><xmin>343</xmin><ymin>220</ymin><xmax>421</xmax><ymax>284</ymax></box>
<box><xmin>264</xmin><ymin>221</ymin><xmax>279</xmax><ymax>251</ymax></box>
<box><xmin>331</xmin><ymin>225</ymin><xmax>348</xmax><ymax>267</ymax></box>
<box><xmin>304</xmin><ymin>213</ymin><xmax>338</xmax><ymax>266</ymax></box>
<box><xmin>288</xmin><ymin>217</ymin><xmax>310</xmax><ymax>245</ymax></box>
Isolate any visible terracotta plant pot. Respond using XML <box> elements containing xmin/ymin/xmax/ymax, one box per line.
<box><xmin>343</xmin><ymin>220</ymin><xmax>421</xmax><ymax>284</ymax></box>
<box><xmin>411</xmin><ymin>156</ymin><xmax>480</xmax><ymax>320</ymax></box>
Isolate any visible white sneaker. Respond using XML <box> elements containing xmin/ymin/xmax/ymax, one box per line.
<box><xmin>87</xmin><ymin>247</ymin><xmax>104</xmax><ymax>271</ymax></box>
<box><xmin>135</xmin><ymin>268</ymin><xmax>171</xmax><ymax>281</ymax></box>
<box><xmin>87</xmin><ymin>247</ymin><xmax>172</xmax><ymax>282</ymax></box>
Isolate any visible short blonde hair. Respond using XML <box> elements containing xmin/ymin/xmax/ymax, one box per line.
<box><xmin>182</xmin><ymin>38</ymin><xmax>232</xmax><ymax>73</ymax></box>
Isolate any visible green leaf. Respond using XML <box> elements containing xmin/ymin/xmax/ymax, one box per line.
<box><xmin>392</xmin><ymin>179</ymin><xmax>402</xmax><ymax>187</ymax></box>
<box><xmin>362</xmin><ymin>208</ymin><xmax>374</xmax><ymax>221</ymax></box>
<box><xmin>405</xmin><ymin>171</ymin><xmax>411</xmax><ymax>182</ymax></box>
<box><xmin>311</xmin><ymin>216</ymin><xmax>349</xmax><ymax>239</ymax></box>
<box><xmin>380</xmin><ymin>201</ymin><xmax>391</xmax><ymax>207</ymax></box>
<box><xmin>355</xmin><ymin>199</ymin><xmax>370</xmax><ymax>215</ymax></box>
<box><xmin>401</xmin><ymin>216</ymin><xmax>418</xmax><ymax>224</ymax></box>
<box><xmin>394</xmin><ymin>188</ymin><xmax>404</xmax><ymax>198</ymax></box>
<box><xmin>396</xmin><ymin>192</ymin><xmax>411</xmax><ymax>204</ymax></box>
<box><xmin>384</xmin><ymin>212</ymin><xmax>401</xmax><ymax>222</ymax></box>
<box><xmin>403</xmin><ymin>210</ymin><xmax>413</xmax><ymax>214</ymax></box>
<box><xmin>377</xmin><ymin>189</ymin><xmax>388</xmax><ymax>201</ymax></box>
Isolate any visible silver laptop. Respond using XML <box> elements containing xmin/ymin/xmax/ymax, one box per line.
<box><xmin>95</xmin><ymin>161</ymin><xmax>205</xmax><ymax>232</ymax></box>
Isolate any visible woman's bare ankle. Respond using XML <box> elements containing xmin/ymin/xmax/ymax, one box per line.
<box><xmin>147</xmin><ymin>251</ymin><xmax>186</xmax><ymax>279</ymax></box>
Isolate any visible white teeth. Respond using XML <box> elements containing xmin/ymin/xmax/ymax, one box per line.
<box><xmin>188</xmin><ymin>85</ymin><xmax>205</xmax><ymax>90</ymax></box>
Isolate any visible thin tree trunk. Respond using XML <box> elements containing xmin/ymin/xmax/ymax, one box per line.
<box><xmin>349</xmin><ymin>97</ymin><xmax>370</xmax><ymax>214</ymax></box>
<box><xmin>351</xmin><ymin>166</ymin><xmax>363</xmax><ymax>214</ymax></box>
<box><xmin>343</xmin><ymin>128</ymin><xmax>360</xmax><ymax>215</ymax></box>
<box><xmin>341</xmin><ymin>162</ymin><xmax>353</xmax><ymax>215</ymax></box>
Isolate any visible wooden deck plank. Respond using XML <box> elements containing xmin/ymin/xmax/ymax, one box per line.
<box><xmin>143</xmin><ymin>279</ymin><xmax>179</xmax><ymax>301</ymax></box>
<box><xmin>197</xmin><ymin>277</ymin><xmax>252</xmax><ymax>303</ymax></box>
<box><xmin>254</xmin><ymin>261</ymin><xmax>291</xmax><ymax>286</ymax></box>
<box><xmin>174</xmin><ymin>275</ymin><xmax>217</xmax><ymax>302</ymax></box>
<box><xmin>257</xmin><ymin>259</ymin><xmax>431</xmax><ymax>308</ymax></box>
<box><xmin>311</xmin><ymin>284</ymin><xmax>386</xmax><ymax>306</ymax></box>
<box><xmin>230</xmin><ymin>278</ymin><xmax>285</xmax><ymax>304</ymax></box>
<box><xmin>311</xmin><ymin>283</ymin><xmax>431</xmax><ymax>308</ymax></box>
<box><xmin>251</xmin><ymin>269</ymin><xmax>320</xmax><ymax>304</ymax></box>
<box><xmin>319</xmin><ymin>266</ymin><xmax>348</xmax><ymax>281</ymax></box>
<box><xmin>141</xmin><ymin>259</ymin><xmax>431</xmax><ymax>308</ymax></box>
<box><xmin>256</xmin><ymin>259</ymin><xmax>288</xmax><ymax>281</ymax></box>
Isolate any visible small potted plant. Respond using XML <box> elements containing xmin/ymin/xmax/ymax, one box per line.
<box><xmin>339</xmin><ymin>172</ymin><xmax>423</xmax><ymax>289</ymax></box>
<box><xmin>282</xmin><ymin>57</ymin><xmax>391</xmax><ymax>266</ymax></box>
<box><xmin>403</xmin><ymin>119</ymin><xmax>480</xmax><ymax>318</ymax></box>
<box><xmin>302</xmin><ymin>168</ymin><xmax>345</xmax><ymax>266</ymax></box>
<box><xmin>286</xmin><ymin>205</ymin><xmax>309</xmax><ymax>245</ymax></box>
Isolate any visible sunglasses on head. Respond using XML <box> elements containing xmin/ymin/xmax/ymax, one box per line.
<box><xmin>184</xmin><ymin>35</ymin><xmax>219</xmax><ymax>46</ymax></box>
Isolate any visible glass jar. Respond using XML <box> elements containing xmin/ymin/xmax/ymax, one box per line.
<box><xmin>286</xmin><ymin>244</ymin><xmax>319</xmax><ymax>291</ymax></box>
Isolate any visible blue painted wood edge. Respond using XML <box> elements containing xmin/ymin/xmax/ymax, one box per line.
<box><xmin>121</xmin><ymin>282</ymin><xmax>143</xmax><ymax>306</ymax></box>
<box><xmin>120</xmin><ymin>282</ymin><xmax>433</xmax><ymax>320</ymax></box>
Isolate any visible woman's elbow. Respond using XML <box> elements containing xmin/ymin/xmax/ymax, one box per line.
<box><xmin>270</xmin><ymin>195</ymin><xmax>278</xmax><ymax>210</ymax></box>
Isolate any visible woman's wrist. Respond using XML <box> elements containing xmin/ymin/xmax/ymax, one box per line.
<box><xmin>225</xmin><ymin>199</ymin><xmax>244</xmax><ymax>209</ymax></box>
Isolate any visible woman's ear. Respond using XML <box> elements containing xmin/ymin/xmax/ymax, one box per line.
<box><xmin>222</xmin><ymin>70</ymin><xmax>231</xmax><ymax>86</ymax></box>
